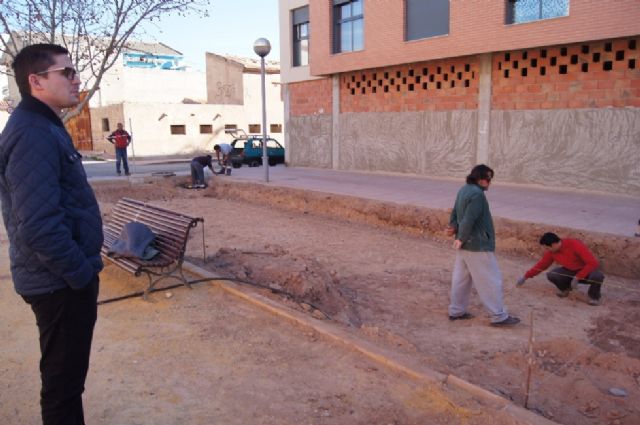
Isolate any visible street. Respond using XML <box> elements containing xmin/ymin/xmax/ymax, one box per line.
<box><xmin>83</xmin><ymin>159</ymin><xmax>191</xmax><ymax>179</ymax></box>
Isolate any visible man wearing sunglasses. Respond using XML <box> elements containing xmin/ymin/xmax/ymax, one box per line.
<box><xmin>0</xmin><ymin>44</ymin><xmax>103</xmax><ymax>424</ymax></box>
<box><xmin>447</xmin><ymin>164</ymin><xmax>520</xmax><ymax>327</ymax></box>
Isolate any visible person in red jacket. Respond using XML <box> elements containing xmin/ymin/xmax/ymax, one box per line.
<box><xmin>107</xmin><ymin>122</ymin><xmax>131</xmax><ymax>176</ymax></box>
<box><xmin>516</xmin><ymin>232</ymin><xmax>604</xmax><ymax>305</ymax></box>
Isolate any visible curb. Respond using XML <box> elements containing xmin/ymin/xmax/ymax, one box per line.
<box><xmin>182</xmin><ymin>262</ymin><xmax>558</xmax><ymax>425</ymax></box>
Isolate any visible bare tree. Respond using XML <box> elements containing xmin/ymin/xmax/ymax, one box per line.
<box><xmin>0</xmin><ymin>0</ymin><xmax>209</xmax><ymax>121</ymax></box>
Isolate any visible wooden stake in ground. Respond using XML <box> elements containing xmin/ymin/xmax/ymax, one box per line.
<box><xmin>524</xmin><ymin>309</ymin><xmax>534</xmax><ymax>409</ymax></box>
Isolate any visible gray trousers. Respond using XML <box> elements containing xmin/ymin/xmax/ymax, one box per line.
<box><xmin>449</xmin><ymin>250</ymin><xmax>509</xmax><ymax>323</ymax></box>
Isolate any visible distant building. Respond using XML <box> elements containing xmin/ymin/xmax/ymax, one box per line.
<box><xmin>3</xmin><ymin>38</ymin><xmax>284</xmax><ymax>157</ymax></box>
<box><xmin>90</xmin><ymin>43</ymin><xmax>284</xmax><ymax>157</ymax></box>
<box><xmin>278</xmin><ymin>0</ymin><xmax>640</xmax><ymax>196</ymax></box>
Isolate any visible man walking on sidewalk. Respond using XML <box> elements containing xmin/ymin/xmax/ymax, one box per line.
<box><xmin>0</xmin><ymin>43</ymin><xmax>103</xmax><ymax>425</ymax></box>
<box><xmin>447</xmin><ymin>164</ymin><xmax>520</xmax><ymax>327</ymax></box>
<box><xmin>107</xmin><ymin>122</ymin><xmax>131</xmax><ymax>176</ymax></box>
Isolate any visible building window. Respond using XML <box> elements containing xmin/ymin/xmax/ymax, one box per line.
<box><xmin>333</xmin><ymin>0</ymin><xmax>363</xmax><ymax>54</ymax></box>
<box><xmin>101</xmin><ymin>118</ymin><xmax>110</xmax><ymax>132</ymax></box>
<box><xmin>249</xmin><ymin>124</ymin><xmax>261</xmax><ymax>133</ymax></box>
<box><xmin>200</xmin><ymin>124</ymin><xmax>213</xmax><ymax>134</ymax></box>
<box><xmin>170</xmin><ymin>125</ymin><xmax>186</xmax><ymax>135</ymax></box>
<box><xmin>292</xmin><ymin>6</ymin><xmax>309</xmax><ymax>67</ymax></box>
<box><xmin>224</xmin><ymin>124</ymin><xmax>237</xmax><ymax>130</ymax></box>
<box><xmin>406</xmin><ymin>0</ymin><xmax>449</xmax><ymax>41</ymax></box>
<box><xmin>270</xmin><ymin>124</ymin><xmax>282</xmax><ymax>133</ymax></box>
<box><xmin>506</xmin><ymin>0</ymin><xmax>569</xmax><ymax>24</ymax></box>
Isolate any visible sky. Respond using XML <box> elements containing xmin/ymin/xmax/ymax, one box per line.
<box><xmin>141</xmin><ymin>0</ymin><xmax>281</xmax><ymax>71</ymax></box>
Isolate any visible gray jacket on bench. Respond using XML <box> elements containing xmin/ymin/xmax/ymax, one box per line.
<box><xmin>0</xmin><ymin>95</ymin><xmax>103</xmax><ymax>296</ymax></box>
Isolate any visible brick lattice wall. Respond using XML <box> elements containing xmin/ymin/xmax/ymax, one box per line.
<box><xmin>289</xmin><ymin>79</ymin><xmax>333</xmax><ymax>117</ymax></box>
<box><xmin>340</xmin><ymin>56</ymin><xmax>479</xmax><ymax>113</ymax></box>
<box><xmin>492</xmin><ymin>36</ymin><xmax>640</xmax><ymax>109</ymax></box>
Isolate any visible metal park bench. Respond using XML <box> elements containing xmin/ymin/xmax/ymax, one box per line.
<box><xmin>101</xmin><ymin>198</ymin><xmax>205</xmax><ymax>299</ymax></box>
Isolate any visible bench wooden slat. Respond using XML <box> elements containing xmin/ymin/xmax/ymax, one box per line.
<box><xmin>105</xmin><ymin>218</ymin><xmax>188</xmax><ymax>250</ymax></box>
<box><xmin>113</xmin><ymin>202</ymin><xmax>195</xmax><ymax>227</ymax></box>
<box><xmin>112</xmin><ymin>207</ymin><xmax>194</xmax><ymax>233</ymax></box>
<box><xmin>103</xmin><ymin>227</ymin><xmax>184</xmax><ymax>259</ymax></box>
<box><xmin>101</xmin><ymin>198</ymin><xmax>204</xmax><ymax>299</ymax></box>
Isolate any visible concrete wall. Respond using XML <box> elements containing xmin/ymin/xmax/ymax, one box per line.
<box><xmin>339</xmin><ymin>111</ymin><xmax>476</xmax><ymax>177</ymax></box>
<box><xmin>287</xmin><ymin>114</ymin><xmax>332</xmax><ymax>167</ymax></box>
<box><xmin>241</xmin><ymin>72</ymin><xmax>285</xmax><ymax>140</ymax></box>
<box><xmin>90</xmin><ymin>104</ymin><xmax>124</xmax><ymax>154</ymax></box>
<box><xmin>206</xmin><ymin>53</ymin><xmax>244</xmax><ymax>105</ymax></box>
<box><xmin>284</xmin><ymin>35</ymin><xmax>640</xmax><ymax>196</ymax></box>
<box><xmin>91</xmin><ymin>103</ymin><xmax>247</xmax><ymax>157</ymax></box>
<box><xmin>490</xmin><ymin>108</ymin><xmax>640</xmax><ymax>195</ymax></box>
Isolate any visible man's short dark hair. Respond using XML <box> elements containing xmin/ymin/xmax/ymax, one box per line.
<box><xmin>213</xmin><ymin>145</ymin><xmax>220</xmax><ymax>151</ymax></box>
<box><xmin>11</xmin><ymin>43</ymin><xmax>70</xmax><ymax>96</ymax></box>
<box><xmin>466</xmin><ymin>164</ymin><xmax>494</xmax><ymax>185</ymax></box>
<box><xmin>539</xmin><ymin>232</ymin><xmax>561</xmax><ymax>246</ymax></box>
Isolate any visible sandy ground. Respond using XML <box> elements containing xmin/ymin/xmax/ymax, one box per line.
<box><xmin>2</xmin><ymin>175</ymin><xmax>639</xmax><ymax>424</ymax></box>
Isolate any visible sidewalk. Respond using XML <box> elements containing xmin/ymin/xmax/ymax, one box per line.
<box><xmin>222</xmin><ymin>166</ymin><xmax>639</xmax><ymax>237</ymax></box>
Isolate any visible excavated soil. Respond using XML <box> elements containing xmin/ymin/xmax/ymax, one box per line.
<box><xmin>91</xmin><ymin>176</ymin><xmax>640</xmax><ymax>425</ymax></box>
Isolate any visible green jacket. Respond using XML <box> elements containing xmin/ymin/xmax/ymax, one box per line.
<box><xmin>449</xmin><ymin>183</ymin><xmax>495</xmax><ymax>252</ymax></box>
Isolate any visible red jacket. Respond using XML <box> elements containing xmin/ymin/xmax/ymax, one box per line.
<box><xmin>108</xmin><ymin>129</ymin><xmax>130</xmax><ymax>149</ymax></box>
<box><xmin>525</xmin><ymin>239</ymin><xmax>599</xmax><ymax>280</ymax></box>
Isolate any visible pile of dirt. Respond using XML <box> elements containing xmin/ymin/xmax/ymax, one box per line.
<box><xmin>204</xmin><ymin>245</ymin><xmax>362</xmax><ymax>327</ymax></box>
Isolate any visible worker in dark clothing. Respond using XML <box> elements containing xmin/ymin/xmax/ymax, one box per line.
<box><xmin>190</xmin><ymin>155</ymin><xmax>214</xmax><ymax>188</ymax></box>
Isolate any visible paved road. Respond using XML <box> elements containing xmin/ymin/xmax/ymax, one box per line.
<box><xmin>84</xmin><ymin>160</ymin><xmax>640</xmax><ymax>237</ymax></box>
<box><xmin>84</xmin><ymin>159</ymin><xmax>190</xmax><ymax>178</ymax></box>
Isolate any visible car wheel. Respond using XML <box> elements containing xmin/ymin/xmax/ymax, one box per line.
<box><xmin>249</xmin><ymin>159</ymin><xmax>260</xmax><ymax>167</ymax></box>
<box><xmin>268</xmin><ymin>158</ymin><xmax>277</xmax><ymax>166</ymax></box>
<box><xmin>232</xmin><ymin>163</ymin><xmax>241</xmax><ymax>169</ymax></box>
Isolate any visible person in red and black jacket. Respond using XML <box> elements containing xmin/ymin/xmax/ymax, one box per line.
<box><xmin>107</xmin><ymin>122</ymin><xmax>131</xmax><ymax>176</ymax></box>
<box><xmin>516</xmin><ymin>232</ymin><xmax>604</xmax><ymax>305</ymax></box>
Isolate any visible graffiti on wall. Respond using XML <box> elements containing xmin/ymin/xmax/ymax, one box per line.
<box><xmin>215</xmin><ymin>82</ymin><xmax>236</xmax><ymax>99</ymax></box>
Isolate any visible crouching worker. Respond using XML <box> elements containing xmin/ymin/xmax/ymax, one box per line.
<box><xmin>516</xmin><ymin>232</ymin><xmax>604</xmax><ymax>305</ymax></box>
<box><xmin>190</xmin><ymin>154</ymin><xmax>214</xmax><ymax>188</ymax></box>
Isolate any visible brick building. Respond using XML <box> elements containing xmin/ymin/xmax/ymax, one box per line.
<box><xmin>278</xmin><ymin>0</ymin><xmax>640</xmax><ymax>196</ymax></box>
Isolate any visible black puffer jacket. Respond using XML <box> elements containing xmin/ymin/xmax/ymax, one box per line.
<box><xmin>0</xmin><ymin>95</ymin><xmax>103</xmax><ymax>296</ymax></box>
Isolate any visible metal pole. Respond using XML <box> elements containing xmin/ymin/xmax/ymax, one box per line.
<box><xmin>260</xmin><ymin>56</ymin><xmax>269</xmax><ymax>182</ymax></box>
<box><xmin>128</xmin><ymin>117</ymin><xmax>137</xmax><ymax>175</ymax></box>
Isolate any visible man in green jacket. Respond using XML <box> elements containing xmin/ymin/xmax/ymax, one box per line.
<box><xmin>447</xmin><ymin>164</ymin><xmax>520</xmax><ymax>326</ymax></box>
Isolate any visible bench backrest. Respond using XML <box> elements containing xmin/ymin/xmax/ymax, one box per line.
<box><xmin>103</xmin><ymin>198</ymin><xmax>203</xmax><ymax>266</ymax></box>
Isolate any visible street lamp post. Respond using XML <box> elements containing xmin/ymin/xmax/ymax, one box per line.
<box><xmin>253</xmin><ymin>38</ymin><xmax>271</xmax><ymax>183</ymax></box>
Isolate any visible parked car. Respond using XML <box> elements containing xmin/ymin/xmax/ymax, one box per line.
<box><xmin>229</xmin><ymin>136</ymin><xmax>285</xmax><ymax>168</ymax></box>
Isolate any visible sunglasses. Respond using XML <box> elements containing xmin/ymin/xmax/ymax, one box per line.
<box><xmin>36</xmin><ymin>66</ymin><xmax>78</xmax><ymax>80</ymax></box>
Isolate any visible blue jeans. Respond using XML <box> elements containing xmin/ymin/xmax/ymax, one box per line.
<box><xmin>190</xmin><ymin>160</ymin><xmax>205</xmax><ymax>185</ymax></box>
<box><xmin>115</xmin><ymin>147</ymin><xmax>129</xmax><ymax>174</ymax></box>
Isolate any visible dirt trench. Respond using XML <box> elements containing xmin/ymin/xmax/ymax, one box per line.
<box><xmin>92</xmin><ymin>176</ymin><xmax>640</xmax><ymax>425</ymax></box>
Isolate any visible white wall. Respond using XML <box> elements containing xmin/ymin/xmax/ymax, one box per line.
<box><xmin>105</xmin><ymin>102</ymin><xmax>260</xmax><ymax>156</ymax></box>
<box><xmin>241</xmin><ymin>72</ymin><xmax>285</xmax><ymax>142</ymax></box>
<box><xmin>91</xmin><ymin>65</ymin><xmax>207</xmax><ymax>107</ymax></box>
